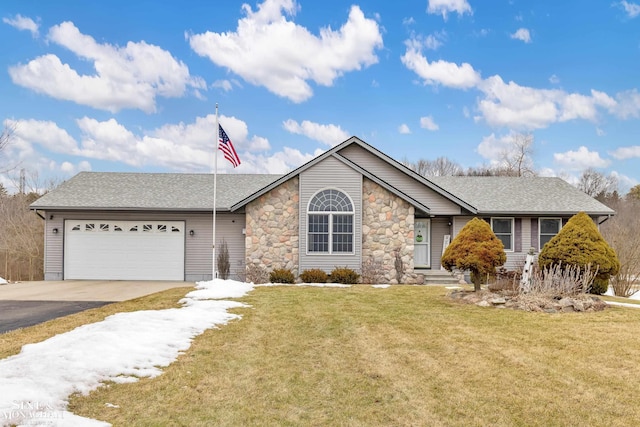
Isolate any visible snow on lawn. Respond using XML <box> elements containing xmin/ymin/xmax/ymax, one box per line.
<box><xmin>0</xmin><ymin>277</ymin><xmax>7</xmax><ymax>285</ymax></box>
<box><xmin>0</xmin><ymin>279</ymin><xmax>254</xmax><ymax>427</ymax></box>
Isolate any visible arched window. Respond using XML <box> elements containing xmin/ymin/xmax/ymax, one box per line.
<box><xmin>308</xmin><ymin>189</ymin><xmax>354</xmax><ymax>253</ymax></box>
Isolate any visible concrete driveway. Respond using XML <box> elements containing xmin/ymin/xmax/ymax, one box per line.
<box><xmin>0</xmin><ymin>280</ymin><xmax>194</xmax><ymax>333</ymax></box>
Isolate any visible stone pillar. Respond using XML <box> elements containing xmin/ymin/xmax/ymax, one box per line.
<box><xmin>245</xmin><ymin>177</ymin><xmax>300</xmax><ymax>275</ymax></box>
<box><xmin>362</xmin><ymin>178</ymin><xmax>416</xmax><ymax>284</ymax></box>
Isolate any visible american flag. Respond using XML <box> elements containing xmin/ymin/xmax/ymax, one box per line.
<box><xmin>218</xmin><ymin>124</ymin><xmax>241</xmax><ymax>168</ymax></box>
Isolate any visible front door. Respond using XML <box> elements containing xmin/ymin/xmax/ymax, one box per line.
<box><xmin>414</xmin><ymin>219</ymin><xmax>431</xmax><ymax>268</ymax></box>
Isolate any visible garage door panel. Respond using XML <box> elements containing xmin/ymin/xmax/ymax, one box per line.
<box><xmin>64</xmin><ymin>220</ymin><xmax>185</xmax><ymax>280</ymax></box>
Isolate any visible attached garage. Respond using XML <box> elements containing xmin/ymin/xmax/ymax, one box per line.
<box><xmin>63</xmin><ymin>220</ymin><xmax>185</xmax><ymax>280</ymax></box>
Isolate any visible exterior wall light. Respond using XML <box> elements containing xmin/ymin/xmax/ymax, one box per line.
<box><xmin>189</xmin><ymin>230</ymin><xmax>195</xmax><ymax>236</ymax></box>
<box><xmin>52</xmin><ymin>228</ymin><xmax>59</xmax><ymax>234</ymax></box>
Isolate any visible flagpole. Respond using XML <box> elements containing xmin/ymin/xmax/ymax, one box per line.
<box><xmin>213</xmin><ymin>104</ymin><xmax>218</xmax><ymax>280</ymax></box>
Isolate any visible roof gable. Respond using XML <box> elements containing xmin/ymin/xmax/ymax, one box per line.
<box><xmin>231</xmin><ymin>136</ymin><xmax>476</xmax><ymax>213</ymax></box>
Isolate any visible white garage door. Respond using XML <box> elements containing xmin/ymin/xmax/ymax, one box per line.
<box><xmin>64</xmin><ymin>220</ymin><xmax>185</xmax><ymax>280</ymax></box>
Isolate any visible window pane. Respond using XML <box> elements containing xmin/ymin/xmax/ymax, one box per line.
<box><xmin>492</xmin><ymin>218</ymin><xmax>512</xmax><ymax>233</ymax></box>
<box><xmin>497</xmin><ymin>234</ymin><xmax>512</xmax><ymax>250</ymax></box>
<box><xmin>332</xmin><ymin>234</ymin><xmax>353</xmax><ymax>252</ymax></box>
<box><xmin>540</xmin><ymin>219</ymin><xmax>561</xmax><ymax>234</ymax></box>
<box><xmin>540</xmin><ymin>234</ymin><xmax>554</xmax><ymax>248</ymax></box>
<box><xmin>308</xmin><ymin>214</ymin><xmax>329</xmax><ymax>252</ymax></box>
<box><xmin>309</xmin><ymin>189</ymin><xmax>353</xmax><ymax>212</ymax></box>
<box><xmin>309</xmin><ymin>234</ymin><xmax>329</xmax><ymax>252</ymax></box>
<box><xmin>332</xmin><ymin>214</ymin><xmax>353</xmax><ymax>253</ymax></box>
<box><xmin>309</xmin><ymin>214</ymin><xmax>328</xmax><ymax>232</ymax></box>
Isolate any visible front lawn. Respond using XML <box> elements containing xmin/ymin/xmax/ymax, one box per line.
<box><xmin>6</xmin><ymin>285</ymin><xmax>640</xmax><ymax>426</ymax></box>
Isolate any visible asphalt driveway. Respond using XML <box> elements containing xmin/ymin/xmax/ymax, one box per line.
<box><xmin>0</xmin><ymin>280</ymin><xmax>194</xmax><ymax>333</ymax></box>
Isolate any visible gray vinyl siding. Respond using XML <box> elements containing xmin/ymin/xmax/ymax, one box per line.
<box><xmin>339</xmin><ymin>144</ymin><xmax>463</xmax><ymax>215</ymax></box>
<box><xmin>40</xmin><ymin>210</ymin><xmax>245</xmax><ymax>281</ymax></box>
<box><xmin>299</xmin><ymin>156</ymin><xmax>362</xmax><ymax>274</ymax></box>
<box><xmin>451</xmin><ymin>215</ymin><xmax>532</xmax><ymax>271</ymax></box>
<box><xmin>430</xmin><ymin>217</ymin><xmax>451</xmax><ymax>269</ymax></box>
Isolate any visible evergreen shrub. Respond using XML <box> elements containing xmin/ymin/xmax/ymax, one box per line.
<box><xmin>330</xmin><ymin>267</ymin><xmax>360</xmax><ymax>284</ymax></box>
<box><xmin>538</xmin><ymin>212</ymin><xmax>620</xmax><ymax>294</ymax></box>
<box><xmin>300</xmin><ymin>268</ymin><xmax>328</xmax><ymax>283</ymax></box>
<box><xmin>269</xmin><ymin>268</ymin><xmax>295</xmax><ymax>284</ymax></box>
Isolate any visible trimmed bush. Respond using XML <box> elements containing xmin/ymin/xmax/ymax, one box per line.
<box><xmin>441</xmin><ymin>217</ymin><xmax>507</xmax><ymax>292</ymax></box>
<box><xmin>538</xmin><ymin>212</ymin><xmax>620</xmax><ymax>294</ymax></box>
<box><xmin>300</xmin><ymin>268</ymin><xmax>328</xmax><ymax>283</ymax></box>
<box><xmin>269</xmin><ymin>268</ymin><xmax>295</xmax><ymax>284</ymax></box>
<box><xmin>330</xmin><ymin>267</ymin><xmax>360</xmax><ymax>284</ymax></box>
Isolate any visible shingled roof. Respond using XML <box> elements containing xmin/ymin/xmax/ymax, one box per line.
<box><xmin>429</xmin><ymin>176</ymin><xmax>614</xmax><ymax>216</ymax></box>
<box><xmin>30</xmin><ymin>172</ymin><xmax>282</xmax><ymax>211</ymax></box>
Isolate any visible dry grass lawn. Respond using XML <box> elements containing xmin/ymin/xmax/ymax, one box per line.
<box><xmin>4</xmin><ymin>285</ymin><xmax>640</xmax><ymax>426</ymax></box>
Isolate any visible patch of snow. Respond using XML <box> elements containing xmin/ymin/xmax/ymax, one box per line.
<box><xmin>371</xmin><ymin>284</ymin><xmax>390</xmax><ymax>288</ymax></box>
<box><xmin>0</xmin><ymin>277</ymin><xmax>7</xmax><ymax>285</ymax></box>
<box><xmin>0</xmin><ymin>278</ymin><xmax>253</xmax><ymax>427</ymax></box>
<box><xmin>605</xmin><ymin>301</ymin><xmax>640</xmax><ymax>309</ymax></box>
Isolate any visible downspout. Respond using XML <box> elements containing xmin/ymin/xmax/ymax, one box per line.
<box><xmin>33</xmin><ymin>209</ymin><xmax>45</xmax><ymax>220</ymax></box>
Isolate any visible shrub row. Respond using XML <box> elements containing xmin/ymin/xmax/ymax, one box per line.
<box><xmin>268</xmin><ymin>267</ymin><xmax>360</xmax><ymax>284</ymax></box>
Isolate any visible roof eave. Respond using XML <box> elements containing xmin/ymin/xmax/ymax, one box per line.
<box><xmin>30</xmin><ymin>206</ymin><xmax>231</xmax><ymax>212</ymax></box>
<box><xmin>475</xmin><ymin>210</ymin><xmax>615</xmax><ymax>217</ymax></box>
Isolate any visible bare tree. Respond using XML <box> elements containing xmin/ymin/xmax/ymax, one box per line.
<box><xmin>7</xmin><ymin>168</ymin><xmax>63</xmax><ymax>195</ymax></box>
<box><xmin>601</xmin><ymin>198</ymin><xmax>640</xmax><ymax>296</ymax></box>
<box><xmin>0</xmin><ymin>192</ymin><xmax>44</xmax><ymax>281</ymax></box>
<box><xmin>403</xmin><ymin>156</ymin><xmax>463</xmax><ymax>176</ymax></box>
<box><xmin>499</xmin><ymin>133</ymin><xmax>536</xmax><ymax>177</ymax></box>
<box><xmin>577</xmin><ymin>168</ymin><xmax>618</xmax><ymax>201</ymax></box>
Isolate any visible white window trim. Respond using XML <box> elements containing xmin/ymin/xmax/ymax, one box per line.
<box><xmin>491</xmin><ymin>217</ymin><xmax>514</xmax><ymax>252</ymax></box>
<box><xmin>538</xmin><ymin>217</ymin><xmax>562</xmax><ymax>251</ymax></box>
<box><xmin>306</xmin><ymin>188</ymin><xmax>355</xmax><ymax>255</ymax></box>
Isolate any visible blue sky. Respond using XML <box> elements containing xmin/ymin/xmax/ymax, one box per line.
<box><xmin>1</xmin><ymin>0</ymin><xmax>639</xmax><ymax>193</ymax></box>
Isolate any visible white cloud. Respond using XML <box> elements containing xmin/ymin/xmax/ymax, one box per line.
<box><xmin>510</xmin><ymin>28</ymin><xmax>531</xmax><ymax>43</ymax></box>
<box><xmin>419</xmin><ymin>116</ymin><xmax>439</xmax><ymax>131</ymax></box>
<box><xmin>2</xmin><ymin>14</ymin><xmax>39</xmax><ymax>37</ymax></box>
<box><xmin>553</xmin><ymin>146</ymin><xmax>610</xmax><ymax>170</ymax></box>
<box><xmin>401</xmin><ymin>41</ymin><xmax>639</xmax><ymax>130</ymax></box>
<box><xmin>188</xmin><ymin>0</ymin><xmax>383</xmax><ymax>103</ymax></box>
<box><xmin>72</xmin><ymin>114</ymin><xmax>272</xmax><ymax>171</ymax></box>
<box><xmin>610</xmin><ymin>89</ymin><xmax>640</xmax><ymax>118</ymax></box>
<box><xmin>610</xmin><ymin>170</ymin><xmax>638</xmax><ymax>193</ymax></box>
<box><xmin>398</xmin><ymin>124</ymin><xmax>411</xmax><ymax>134</ymax></box>
<box><xmin>618</xmin><ymin>1</ymin><xmax>640</xmax><ymax>18</ymax></box>
<box><xmin>610</xmin><ymin>145</ymin><xmax>640</xmax><ymax>160</ymax></box>
<box><xmin>401</xmin><ymin>43</ymin><xmax>481</xmax><ymax>89</ymax></box>
<box><xmin>283</xmin><ymin>119</ymin><xmax>350</xmax><ymax>146</ymax></box>
<box><xmin>8</xmin><ymin>21</ymin><xmax>204</xmax><ymax>113</ymax></box>
<box><xmin>596</xmin><ymin>127</ymin><xmax>606</xmax><ymax>136</ymax></box>
<box><xmin>475</xmin><ymin>77</ymin><xmax>618</xmax><ymax>130</ymax></box>
<box><xmin>427</xmin><ymin>0</ymin><xmax>472</xmax><ymax>20</ymax></box>
<box><xmin>549</xmin><ymin>74</ymin><xmax>560</xmax><ymax>84</ymax></box>
<box><xmin>402</xmin><ymin>17</ymin><xmax>416</xmax><ymax>26</ymax></box>
<box><xmin>6</xmin><ymin>118</ymin><xmax>78</xmax><ymax>154</ymax></box>
<box><xmin>423</xmin><ymin>31</ymin><xmax>447</xmax><ymax>50</ymax></box>
<box><xmin>476</xmin><ymin>132</ymin><xmax>517</xmax><ymax>163</ymax></box>
<box><xmin>212</xmin><ymin>80</ymin><xmax>233</xmax><ymax>91</ymax></box>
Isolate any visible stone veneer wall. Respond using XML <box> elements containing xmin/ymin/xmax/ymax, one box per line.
<box><xmin>362</xmin><ymin>178</ymin><xmax>418</xmax><ymax>284</ymax></box>
<box><xmin>245</xmin><ymin>177</ymin><xmax>299</xmax><ymax>275</ymax></box>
